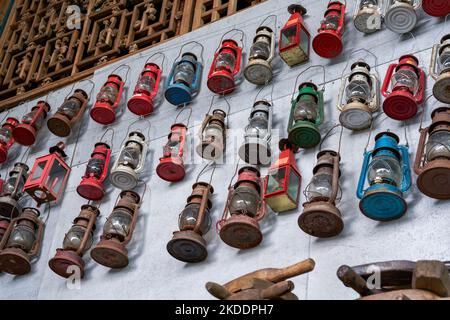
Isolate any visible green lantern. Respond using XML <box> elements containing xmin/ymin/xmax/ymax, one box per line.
<box><xmin>288</xmin><ymin>82</ymin><xmax>324</xmax><ymax>148</ymax></box>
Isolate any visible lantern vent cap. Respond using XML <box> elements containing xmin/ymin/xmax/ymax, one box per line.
<box><xmin>256</xmin><ymin>26</ymin><xmax>273</xmax><ymax>34</ymax></box>
<box><xmin>119</xmin><ymin>190</ymin><xmax>141</xmax><ymax>205</ymax></box>
<box><xmin>212</xmin><ymin>109</ymin><xmax>227</xmax><ymax>118</ymax></box>
<box><xmin>351</xmin><ymin>60</ymin><xmax>371</xmax><ymax>72</ymax></box>
<box><xmin>288</xmin><ymin>4</ymin><xmax>307</xmax><ymax>16</ymax></box>
<box><xmin>94</xmin><ymin>141</ymin><xmax>111</xmax><ymax>149</ymax></box>
<box><xmin>5</xmin><ymin>117</ymin><xmax>19</xmax><ymax>127</ymax></box>
<box><xmin>35</xmin><ymin>101</ymin><xmax>51</xmax><ymax>114</ymax></box>
<box><xmin>431</xmin><ymin>106</ymin><xmax>450</xmax><ymax>119</ymax></box>
<box><xmin>375</xmin><ymin>131</ymin><xmax>400</xmax><ymax>144</ymax></box>
<box><xmin>181</xmin><ymin>52</ymin><xmax>198</xmax><ymax>62</ymax></box>
<box><xmin>440</xmin><ymin>33</ymin><xmax>450</xmax><ymax>44</ymax></box>
<box><xmin>238</xmin><ymin>165</ymin><xmax>261</xmax><ymax>178</ymax></box>
<box><xmin>11</xmin><ymin>162</ymin><xmax>29</xmax><ymax>174</ymax></box>
<box><xmin>108</xmin><ymin>74</ymin><xmax>123</xmax><ymax>82</ymax></box>
<box><xmin>299</xmin><ymin>82</ymin><xmax>318</xmax><ymax>92</ymax></box>
<box><xmin>279</xmin><ymin>138</ymin><xmax>299</xmax><ymax>153</ymax></box>
<box><xmin>192</xmin><ymin>181</ymin><xmax>214</xmax><ymax>194</ymax></box>
<box><xmin>73</xmin><ymin>89</ymin><xmax>88</xmax><ymax>100</ymax></box>
<box><xmin>128</xmin><ymin>131</ymin><xmax>146</xmax><ymax>141</ymax></box>
<box><xmin>49</xmin><ymin>142</ymin><xmax>67</xmax><ymax>158</ymax></box>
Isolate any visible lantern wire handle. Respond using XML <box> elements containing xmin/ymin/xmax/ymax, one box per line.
<box><xmin>144</xmin><ymin>52</ymin><xmax>167</xmax><ymax>71</ymax></box>
<box><xmin>65</xmin><ymin>79</ymin><xmax>96</xmax><ymax>100</ymax></box>
<box><xmin>207</xmin><ymin>95</ymin><xmax>232</xmax><ymax>126</ymax></box>
<box><xmin>0</xmin><ymin>109</ymin><xmax>10</xmax><ymax>124</ymax></box>
<box><xmin>228</xmin><ymin>159</ymin><xmax>241</xmax><ymax>188</ymax></box>
<box><xmin>99</xmin><ymin>128</ymin><xmax>115</xmax><ymax>150</ymax></box>
<box><xmin>196</xmin><ymin>161</ymin><xmax>216</xmax><ymax>185</ymax></box>
<box><xmin>291</xmin><ymin>65</ymin><xmax>326</xmax><ymax>101</ymax></box>
<box><xmin>419</xmin><ymin>94</ymin><xmax>436</xmax><ymax>131</ymax></box>
<box><xmin>111</xmin><ymin>64</ymin><xmax>132</xmax><ymax>84</ymax></box>
<box><xmin>259</xmin><ymin>14</ymin><xmax>278</xmax><ymax>31</ymax></box>
<box><xmin>402</xmin><ymin>120</ymin><xmax>409</xmax><ymax>148</ymax></box>
<box><xmin>216</xmin><ymin>29</ymin><xmax>245</xmax><ymax>52</ymax></box>
<box><xmin>174</xmin><ymin>104</ymin><xmax>193</xmax><ymax>127</ymax></box>
<box><xmin>122</xmin><ymin>117</ymin><xmax>152</xmax><ymax>145</ymax></box>
<box><xmin>253</xmin><ymin>81</ymin><xmax>275</xmax><ymax>105</ymax></box>
<box><xmin>339</xmin><ymin>48</ymin><xmax>379</xmax><ymax>80</ymax></box>
<box><xmin>176</xmin><ymin>41</ymin><xmax>205</xmax><ymax>64</ymax></box>
<box><xmin>319</xmin><ymin>123</ymin><xmax>344</xmax><ymax>153</ymax></box>
<box><xmin>392</xmin><ymin>32</ymin><xmax>417</xmax><ymax>60</ymax></box>
<box><xmin>19</xmin><ymin>147</ymin><xmax>32</xmax><ymax>164</ymax></box>
<box><xmin>41</xmin><ymin>203</ymin><xmax>51</xmax><ymax>224</ymax></box>
<box><xmin>434</xmin><ymin>13</ymin><xmax>450</xmax><ymax>38</ymax></box>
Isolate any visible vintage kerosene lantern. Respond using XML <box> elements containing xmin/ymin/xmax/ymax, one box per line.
<box><xmin>218</xmin><ymin>166</ymin><xmax>266</xmax><ymax>250</ymax></box>
<box><xmin>382</xmin><ymin>54</ymin><xmax>426</xmax><ymax>120</ymax></box>
<box><xmin>0</xmin><ymin>207</ymin><xmax>44</xmax><ymax>275</ymax></box>
<box><xmin>165</xmin><ymin>42</ymin><xmax>204</xmax><ymax>106</ymax></box>
<box><xmin>353</xmin><ymin>0</ymin><xmax>383</xmax><ymax>34</ymax></box>
<box><xmin>167</xmin><ymin>182</ymin><xmax>214</xmax><ymax>263</ymax></box>
<box><xmin>0</xmin><ymin>117</ymin><xmax>19</xmax><ymax>163</ymax></box>
<box><xmin>0</xmin><ymin>162</ymin><xmax>29</xmax><ymax>219</ymax></box>
<box><xmin>430</xmin><ymin>34</ymin><xmax>450</xmax><ymax>104</ymax></box>
<box><xmin>76</xmin><ymin>142</ymin><xmax>111</xmax><ymax>201</ymax></box>
<box><xmin>238</xmin><ymin>100</ymin><xmax>273</xmax><ymax>166</ymax></box>
<box><xmin>127</xmin><ymin>60</ymin><xmax>162</xmax><ymax>116</ymax></box>
<box><xmin>312</xmin><ymin>1</ymin><xmax>346</xmax><ymax>59</ymax></box>
<box><xmin>298</xmin><ymin>150</ymin><xmax>343</xmax><ymax>238</ymax></box>
<box><xmin>24</xmin><ymin>142</ymin><xmax>71</xmax><ymax>206</ymax></box>
<box><xmin>414</xmin><ymin>107</ymin><xmax>450</xmax><ymax>199</ymax></box>
<box><xmin>279</xmin><ymin>4</ymin><xmax>310</xmax><ymax>67</ymax></box>
<box><xmin>90</xmin><ymin>66</ymin><xmax>130</xmax><ymax>125</ymax></box>
<box><xmin>111</xmin><ymin>131</ymin><xmax>148</xmax><ymax>190</ymax></box>
<box><xmin>384</xmin><ymin>0</ymin><xmax>419</xmax><ymax>34</ymax></box>
<box><xmin>47</xmin><ymin>87</ymin><xmax>90</xmax><ymax>137</ymax></box>
<box><xmin>338</xmin><ymin>61</ymin><xmax>379</xmax><ymax>130</ymax></box>
<box><xmin>357</xmin><ymin>131</ymin><xmax>411</xmax><ymax>221</ymax></box>
<box><xmin>264</xmin><ymin>139</ymin><xmax>302</xmax><ymax>213</ymax></box>
<box><xmin>157</xmin><ymin>123</ymin><xmax>188</xmax><ymax>182</ymax></box>
<box><xmin>421</xmin><ymin>0</ymin><xmax>450</xmax><ymax>17</ymax></box>
<box><xmin>13</xmin><ymin>101</ymin><xmax>50</xmax><ymax>146</ymax></box>
<box><xmin>197</xmin><ymin>109</ymin><xmax>227</xmax><ymax>160</ymax></box>
<box><xmin>90</xmin><ymin>190</ymin><xmax>141</xmax><ymax>269</ymax></box>
<box><xmin>245</xmin><ymin>25</ymin><xmax>276</xmax><ymax>85</ymax></box>
<box><xmin>49</xmin><ymin>204</ymin><xmax>99</xmax><ymax>278</ymax></box>
<box><xmin>207</xmin><ymin>31</ymin><xmax>243</xmax><ymax>95</ymax></box>
<box><xmin>288</xmin><ymin>82</ymin><xmax>324</xmax><ymax>148</ymax></box>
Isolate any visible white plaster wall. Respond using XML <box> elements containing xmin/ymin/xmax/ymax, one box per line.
<box><xmin>0</xmin><ymin>0</ymin><xmax>449</xmax><ymax>300</ymax></box>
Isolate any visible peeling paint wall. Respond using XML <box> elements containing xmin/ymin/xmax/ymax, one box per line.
<box><xmin>0</xmin><ymin>0</ymin><xmax>449</xmax><ymax>300</ymax></box>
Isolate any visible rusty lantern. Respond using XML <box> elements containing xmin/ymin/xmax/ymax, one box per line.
<box><xmin>0</xmin><ymin>208</ymin><xmax>44</xmax><ymax>275</ymax></box>
<box><xmin>0</xmin><ymin>117</ymin><xmax>19</xmax><ymax>164</ymax></box>
<box><xmin>207</xmin><ymin>36</ymin><xmax>243</xmax><ymax>95</ymax></box>
<box><xmin>264</xmin><ymin>139</ymin><xmax>302</xmax><ymax>213</ymax></box>
<box><xmin>414</xmin><ymin>107</ymin><xmax>450</xmax><ymax>199</ymax></box>
<box><xmin>299</xmin><ymin>150</ymin><xmax>343</xmax><ymax>238</ymax></box>
<box><xmin>91</xmin><ymin>74</ymin><xmax>124</xmax><ymax>125</ymax></box>
<box><xmin>47</xmin><ymin>89</ymin><xmax>89</xmax><ymax>137</ymax></box>
<box><xmin>279</xmin><ymin>4</ymin><xmax>310</xmax><ymax>67</ymax></box>
<box><xmin>49</xmin><ymin>204</ymin><xmax>99</xmax><ymax>278</ymax></box>
<box><xmin>430</xmin><ymin>34</ymin><xmax>450</xmax><ymax>104</ymax></box>
<box><xmin>24</xmin><ymin>142</ymin><xmax>71</xmax><ymax>206</ymax></box>
<box><xmin>77</xmin><ymin>142</ymin><xmax>111</xmax><ymax>201</ymax></box>
<box><xmin>353</xmin><ymin>0</ymin><xmax>383</xmax><ymax>34</ymax></box>
<box><xmin>90</xmin><ymin>190</ymin><xmax>141</xmax><ymax>268</ymax></box>
<box><xmin>157</xmin><ymin>123</ymin><xmax>188</xmax><ymax>182</ymax></box>
<box><xmin>167</xmin><ymin>182</ymin><xmax>214</xmax><ymax>263</ymax></box>
<box><xmin>197</xmin><ymin>109</ymin><xmax>227</xmax><ymax>160</ymax></box>
<box><xmin>382</xmin><ymin>54</ymin><xmax>426</xmax><ymax>120</ymax></box>
<box><xmin>13</xmin><ymin>101</ymin><xmax>50</xmax><ymax>146</ymax></box>
<box><xmin>385</xmin><ymin>0</ymin><xmax>419</xmax><ymax>34</ymax></box>
<box><xmin>218</xmin><ymin>166</ymin><xmax>266</xmax><ymax>249</ymax></box>
<box><xmin>245</xmin><ymin>25</ymin><xmax>276</xmax><ymax>85</ymax></box>
<box><xmin>312</xmin><ymin>1</ymin><xmax>346</xmax><ymax>59</ymax></box>
<box><xmin>0</xmin><ymin>162</ymin><xmax>29</xmax><ymax>219</ymax></box>
<box><xmin>111</xmin><ymin>131</ymin><xmax>149</xmax><ymax>190</ymax></box>
<box><xmin>338</xmin><ymin>61</ymin><xmax>379</xmax><ymax>130</ymax></box>
<box><xmin>422</xmin><ymin>0</ymin><xmax>450</xmax><ymax>17</ymax></box>
<box><xmin>128</xmin><ymin>62</ymin><xmax>162</xmax><ymax>116</ymax></box>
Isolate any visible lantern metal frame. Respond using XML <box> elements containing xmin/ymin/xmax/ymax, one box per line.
<box><xmin>384</xmin><ymin>0</ymin><xmax>420</xmax><ymax>34</ymax></box>
<box><xmin>414</xmin><ymin>107</ymin><xmax>450</xmax><ymax>199</ymax></box>
<box><xmin>23</xmin><ymin>142</ymin><xmax>71</xmax><ymax>207</ymax></box>
<box><xmin>49</xmin><ymin>204</ymin><xmax>100</xmax><ymax>278</ymax></box>
<box><xmin>353</xmin><ymin>0</ymin><xmax>384</xmax><ymax>34</ymax></box>
<box><xmin>0</xmin><ymin>207</ymin><xmax>44</xmax><ymax>275</ymax></box>
<box><xmin>312</xmin><ymin>1</ymin><xmax>346</xmax><ymax>59</ymax></box>
<box><xmin>0</xmin><ymin>117</ymin><xmax>19</xmax><ymax>164</ymax></box>
<box><xmin>263</xmin><ymin>139</ymin><xmax>302</xmax><ymax>213</ymax></box>
<box><xmin>13</xmin><ymin>101</ymin><xmax>50</xmax><ymax>146</ymax></box>
<box><xmin>381</xmin><ymin>54</ymin><xmax>426</xmax><ymax>120</ymax></box>
<box><xmin>90</xmin><ymin>190</ymin><xmax>141</xmax><ymax>269</ymax></box>
<box><xmin>298</xmin><ymin>150</ymin><xmax>343</xmax><ymax>238</ymax></box>
<box><xmin>430</xmin><ymin>34</ymin><xmax>450</xmax><ymax>104</ymax></box>
<box><xmin>337</xmin><ymin>61</ymin><xmax>380</xmax><ymax>130</ymax></box>
<box><xmin>167</xmin><ymin>181</ymin><xmax>214</xmax><ymax>263</ymax></box>
<box><xmin>0</xmin><ymin>162</ymin><xmax>29</xmax><ymax>219</ymax></box>
<box><xmin>357</xmin><ymin>131</ymin><xmax>411</xmax><ymax>221</ymax></box>
<box><xmin>245</xmin><ymin>25</ymin><xmax>276</xmax><ymax>85</ymax></box>
<box><xmin>218</xmin><ymin>166</ymin><xmax>266</xmax><ymax>249</ymax></box>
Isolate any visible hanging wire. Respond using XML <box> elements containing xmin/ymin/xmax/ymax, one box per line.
<box><xmin>393</xmin><ymin>31</ymin><xmax>417</xmax><ymax>59</ymax></box>
<box><xmin>0</xmin><ymin>109</ymin><xmax>10</xmax><ymax>124</ymax></box>
<box><xmin>111</xmin><ymin>64</ymin><xmax>132</xmax><ymax>84</ymax></box>
<box><xmin>419</xmin><ymin>94</ymin><xmax>437</xmax><ymax>131</ymax></box>
<box><xmin>228</xmin><ymin>159</ymin><xmax>241</xmax><ymax>188</ymax></box>
<box><xmin>319</xmin><ymin>123</ymin><xmax>343</xmax><ymax>152</ymax></box>
<box><xmin>196</xmin><ymin>161</ymin><xmax>217</xmax><ymax>185</ymax></box>
<box><xmin>176</xmin><ymin>41</ymin><xmax>205</xmax><ymax>64</ymax></box>
<box><xmin>259</xmin><ymin>14</ymin><xmax>278</xmax><ymax>31</ymax></box>
<box><xmin>253</xmin><ymin>81</ymin><xmax>275</xmax><ymax>105</ymax></box>
<box><xmin>291</xmin><ymin>65</ymin><xmax>326</xmax><ymax>102</ymax></box>
<box><xmin>42</xmin><ymin>203</ymin><xmax>51</xmax><ymax>224</ymax></box>
<box><xmin>64</xmin><ymin>79</ymin><xmax>96</xmax><ymax>100</ymax></box>
<box><xmin>144</xmin><ymin>52</ymin><xmax>167</xmax><ymax>71</ymax></box>
<box><xmin>174</xmin><ymin>104</ymin><xmax>193</xmax><ymax>127</ymax></box>
<box><xmin>216</xmin><ymin>28</ymin><xmax>245</xmax><ymax>52</ymax></box>
<box><xmin>434</xmin><ymin>13</ymin><xmax>450</xmax><ymax>39</ymax></box>
<box><xmin>19</xmin><ymin>147</ymin><xmax>32</xmax><ymax>164</ymax></box>
<box><xmin>339</xmin><ymin>48</ymin><xmax>380</xmax><ymax>79</ymax></box>
<box><xmin>122</xmin><ymin>117</ymin><xmax>152</xmax><ymax>145</ymax></box>
<box><xmin>99</xmin><ymin>127</ymin><xmax>115</xmax><ymax>149</ymax></box>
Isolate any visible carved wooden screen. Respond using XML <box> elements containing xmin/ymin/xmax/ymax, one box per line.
<box><xmin>0</xmin><ymin>0</ymin><xmax>266</xmax><ymax>110</ymax></box>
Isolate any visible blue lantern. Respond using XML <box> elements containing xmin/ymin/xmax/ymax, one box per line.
<box><xmin>165</xmin><ymin>52</ymin><xmax>203</xmax><ymax>106</ymax></box>
<box><xmin>357</xmin><ymin>131</ymin><xmax>411</xmax><ymax>221</ymax></box>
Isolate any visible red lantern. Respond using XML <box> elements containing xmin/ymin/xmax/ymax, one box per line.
<box><xmin>13</xmin><ymin>101</ymin><xmax>50</xmax><ymax>146</ymax></box>
<box><xmin>381</xmin><ymin>54</ymin><xmax>426</xmax><ymax>120</ymax></box>
<box><xmin>76</xmin><ymin>142</ymin><xmax>111</xmax><ymax>201</ymax></box>
<box><xmin>279</xmin><ymin>4</ymin><xmax>310</xmax><ymax>67</ymax></box>
<box><xmin>24</xmin><ymin>142</ymin><xmax>71</xmax><ymax>206</ymax></box>
<box><xmin>127</xmin><ymin>63</ymin><xmax>162</xmax><ymax>116</ymax></box>
<box><xmin>312</xmin><ymin>1</ymin><xmax>346</xmax><ymax>59</ymax></box>
<box><xmin>207</xmin><ymin>38</ymin><xmax>243</xmax><ymax>95</ymax></box>
<box><xmin>0</xmin><ymin>117</ymin><xmax>19</xmax><ymax>164</ymax></box>
<box><xmin>156</xmin><ymin>123</ymin><xmax>188</xmax><ymax>182</ymax></box>
<box><xmin>263</xmin><ymin>139</ymin><xmax>302</xmax><ymax>213</ymax></box>
<box><xmin>90</xmin><ymin>74</ymin><xmax>124</xmax><ymax>125</ymax></box>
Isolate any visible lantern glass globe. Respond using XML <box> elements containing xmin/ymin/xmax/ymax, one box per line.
<box><xmin>229</xmin><ymin>186</ymin><xmax>260</xmax><ymax>217</ymax></box>
<box><xmin>8</xmin><ymin>225</ymin><xmax>36</xmax><ymax>251</ymax></box>
<box><xmin>103</xmin><ymin>208</ymin><xmax>133</xmax><ymax>240</ymax></box>
<box><xmin>178</xmin><ymin>203</ymin><xmax>211</xmax><ymax>235</ymax></box>
<box><xmin>97</xmin><ymin>86</ymin><xmax>119</xmax><ymax>104</ymax></box>
<box><xmin>426</xmin><ymin>131</ymin><xmax>450</xmax><ymax>161</ymax></box>
<box><xmin>391</xmin><ymin>69</ymin><xmax>418</xmax><ymax>93</ymax></box>
<box><xmin>368</xmin><ymin>155</ymin><xmax>403</xmax><ymax>186</ymax></box>
<box><xmin>63</xmin><ymin>225</ymin><xmax>92</xmax><ymax>252</ymax></box>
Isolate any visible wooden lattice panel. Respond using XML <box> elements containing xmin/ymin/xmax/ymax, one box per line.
<box><xmin>0</xmin><ymin>0</ymin><xmax>266</xmax><ymax>110</ymax></box>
